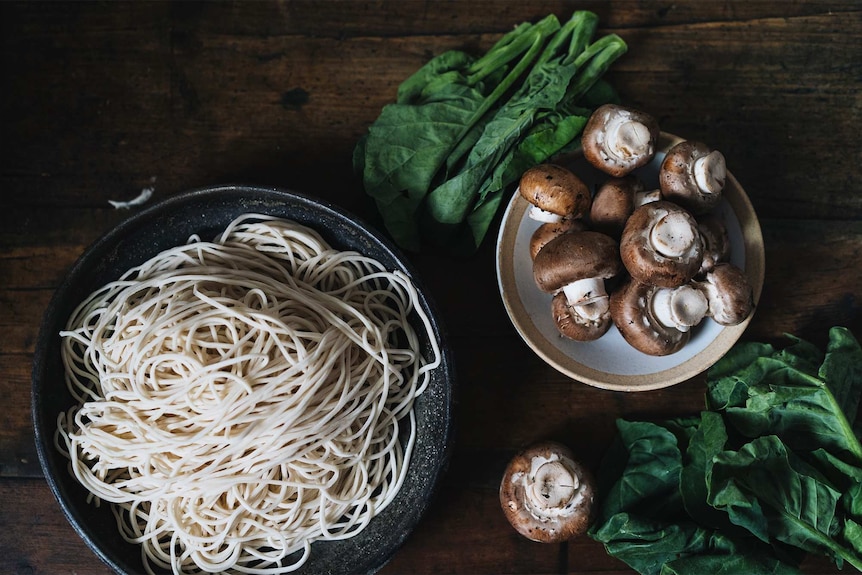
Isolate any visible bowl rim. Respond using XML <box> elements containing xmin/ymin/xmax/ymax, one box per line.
<box><xmin>31</xmin><ymin>183</ymin><xmax>456</xmax><ymax>575</ymax></box>
<box><xmin>495</xmin><ymin>132</ymin><xmax>766</xmax><ymax>392</ymax></box>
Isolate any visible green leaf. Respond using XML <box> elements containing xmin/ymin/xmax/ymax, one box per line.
<box><xmin>359</xmin><ymin>80</ymin><xmax>489</xmax><ymax>250</ymax></box>
<box><xmin>592</xmin><ymin>329</ymin><xmax>862</xmax><ymax>574</ymax></box>
<box><xmin>424</xmin><ymin>28</ymin><xmax>627</xmax><ymax>252</ymax></box>
<box><xmin>820</xmin><ymin>326</ymin><xmax>862</xmax><ymax>429</ymax></box>
<box><xmin>661</xmin><ymin>548</ymin><xmax>802</xmax><ymax>575</ymax></box>
<box><xmin>593</xmin><ymin>420</ymin><xmax>686</xmax><ymax>523</ymax></box>
<box><xmin>356</xmin><ymin>14</ymin><xmax>565</xmax><ymax>252</ymax></box>
<box><xmin>396</xmin><ymin>50</ymin><xmax>475</xmax><ymax>105</ymax></box>
<box><xmin>456</xmin><ymin>112</ymin><xmax>588</xmax><ymax>251</ymax></box>
<box><xmin>590</xmin><ymin>419</ymin><xmax>801</xmax><ymax>575</ymax></box>
<box><xmin>708</xmin><ymin>435</ymin><xmax>862</xmax><ymax>570</ymax></box>
<box><xmin>707</xmin><ymin>333</ymin><xmax>862</xmax><ymax>466</ymax></box>
<box><xmin>680</xmin><ymin>412</ymin><xmax>730</xmax><ymax>530</ymax></box>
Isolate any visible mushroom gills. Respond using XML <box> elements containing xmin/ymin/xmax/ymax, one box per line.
<box><xmin>650</xmin><ymin>211</ymin><xmax>698</xmax><ymax>258</ymax></box>
<box><xmin>528</xmin><ymin>460</ymin><xmax>578</xmax><ymax>511</ymax></box>
<box><xmin>693</xmin><ymin>150</ymin><xmax>727</xmax><ymax>196</ymax></box>
<box><xmin>635</xmin><ymin>189</ymin><xmax>662</xmax><ymax>206</ymax></box>
<box><xmin>651</xmin><ymin>285</ymin><xmax>708</xmax><ymax>332</ymax></box>
<box><xmin>604</xmin><ymin>113</ymin><xmax>653</xmax><ymax>162</ymax></box>
<box><xmin>523</xmin><ymin>454</ymin><xmax>585</xmax><ymax>519</ymax></box>
<box><xmin>561</xmin><ymin>277</ymin><xmax>609</xmax><ymax>320</ymax></box>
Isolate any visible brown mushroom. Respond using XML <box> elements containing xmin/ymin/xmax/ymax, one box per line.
<box><xmin>582</xmin><ymin>104</ymin><xmax>660</xmax><ymax>177</ymax></box>
<box><xmin>499</xmin><ymin>441</ymin><xmax>595</xmax><ymax>543</ymax></box>
<box><xmin>589</xmin><ymin>176</ymin><xmax>639</xmax><ymax>238</ymax></box>
<box><xmin>589</xmin><ymin>176</ymin><xmax>661</xmax><ymax>238</ymax></box>
<box><xmin>694</xmin><ymin>263</ymin><xmax>755</xmax><ymax>325</ymax></box>
<box><xmin>550</xmin><ymin>292</ymin><xmax>613</xmax><ymax>341</ymax></box>
<box><xmin>659</xmin><ymin>141</ymin><xmax>726</xmax><ymax>214</ymax></box>
<box><xmin>610</xmin><ymin>278</ymin><xmax>709</xmax><ymax>356</ymax></box>
<box><xmin>533</xmin><ymin>231</ymin><xmax>622</xmax><ymax>341</ymax></box>
<box><xmin>697</xmin><ymin>213</ymin><xmax>731</xmax><ymax>275</ymax></box>
<box><xmin>519</xmin><ymin>164</ymin><xmax>591</xmax><ymax>223</ymax></box>
<box><xmin>620</xmin><ymin>201</ymin><xmax>704</xmax><ymax>288</ymax></box>
<box><xmin>529</xmin><ymin>218</ymin><xmax>586</xmax><ymax>260</ymax></box>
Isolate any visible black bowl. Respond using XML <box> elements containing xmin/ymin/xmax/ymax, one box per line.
<box><xmin>31</xmin><ymin>185</ymin><xmax>455</xmax><ymax>575</ymax></box>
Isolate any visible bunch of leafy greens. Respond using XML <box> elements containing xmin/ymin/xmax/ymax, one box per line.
<box><xmin>589</xmin><ymin>327</ymin><xmax>862</xmax><ymax>575</ymax></box>
<box><xmin>353</xmin><ymin>11</ymin><xmax>627</xmax><ymax>254</ymax></box>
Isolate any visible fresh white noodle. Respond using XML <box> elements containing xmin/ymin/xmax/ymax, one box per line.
<box><xmin>55</xmin><ymin>214</ymin><xmax>441</xmax><ymax>575</ymax></box>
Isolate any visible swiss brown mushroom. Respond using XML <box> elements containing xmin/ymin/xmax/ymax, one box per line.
<box><xmin>529</xmin><ymin>218</ymin><xmax>586</xmax><ymax>260</ymax></box>
<box><xmin>659</xmin><ymin>140</ymin><xmax>727</xmax><ymax>214</ymax></box>
<box><xmin>519</xmin><ymin>164</ymin><xmax>591</xmax><ymax>223</ymax></box>
<box><xmin>582</xmin><ymin>104</ymin><xmax>660</xmax><ymax>177</ymax></box>
<box><xmin>611</xmin><ymin>263</ymin><xmax>754</xmax><ymax>355</ymax></box>
<box><xmin>620</xmin><ymin>201</ymin><xmax>703</xmax><ymax>288</ymax></box>
<box><xmin>610</xmin><ymin>278</ymin><xmax>708</xmax><ymax>356</ymax></box>
<box><xmin>695</xmin><ymin>262</ymin><xmax>755</xmax><ymax>325</ymax></box>
<box><xmin>533</xmin><ymin>231</ymin><xmax>622</xmax><ymax>341</ymax></box>
<box><xmin>499</xmin><ymin>441</ymin><xmax>595</xmax><ymax>543</ymax></box>
<box><xmin>589</xmin><ymin>175</ymin><xmax>660</xmax><ymax>238</ymax></box>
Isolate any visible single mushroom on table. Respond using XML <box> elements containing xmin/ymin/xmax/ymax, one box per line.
<box><xmin>620</xmin><ymin>200</ymin><xmax>704</xmax><ymax>288</ymax></box>
<box><xmin>581</xmin><ymin>104</ymin><xmax>660</xmax><ymax>177</ymax></box>
<box><xmin>588</xmin><ymin>175</ymin><xmax>660</xmax><ymax>239</ymax></box>
<box><xmin>500</xmin><ymin>441</ymin><xmax>595</xmax><ymax>543</ymax></box>
<box><xmin>533</xmin><ymin>231</ymin><xmax>622</xmax><ymax>341</ymax></box>
<box><xmin>660</xmin><ymin>140</ymin><xmax>727</xmax><ymax>214</ymax></box>
<box><xmin>518</xmin><ymin>163</ymin><xmax>591</xmax><ymax>224</ymax></box>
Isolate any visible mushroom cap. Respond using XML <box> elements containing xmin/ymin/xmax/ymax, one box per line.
<box><xmin>589</xmin><ymin>175</ymin><xmax>643</xmax><ymax>238</ymax></box>
<box><xmin>519</xmin><ymin>164</ymin><xmax>591</xmax><ymax>218</ymax></box>
<box><xmin>550</xmin><ymin>292</ymin><xmax>612</xmax><ymax>341</ymax></box>
<box><xmin>620</xmin><ymin>201</ymin><xmax>703</xmax><ymax>288</ymax></box>
<box><xmin>659</xmin><ymin>140</ymin><xmax>726</xmax><ymax>214</ymax></box>
<box><xmin>700</xmin><ymin>263</ymin><xmax>755</xmax><ymax>325</ymax></box>
<box><xmin>697</xmin><ymin>213</ymin><xmax>731</xmax><ymax>274</ymax></box>
<box><xmin>533</xmin><ymin>231</ymin><xmax>621</xmax><ymax>293</ymax></box>
<box><xmin>499</xmin><ymin>441</ymin><xmax>595</xmax><ymax>543</ymax></box>
<box><xmin>582</xmin><ymin>104</ymin><xmax>660</xmax><ymax>177</ymax></box>
<box><xmin>610</xmin><ymin>278</ymin><xmax>691</xmax><ymax>356</ymax></box>
<box><xmin>529</xmin><ymin>219</ymin><xmax>587</xmax><ymax>260</ymax></box>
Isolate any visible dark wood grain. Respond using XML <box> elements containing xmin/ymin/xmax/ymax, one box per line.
<box><xmin>1</xmin><ymin>1</ymin><xmax>860</xmax><ymax>574</ymax></box>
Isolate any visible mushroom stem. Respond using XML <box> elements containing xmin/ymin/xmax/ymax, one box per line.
<box><xmin>649</xmin><ymin>211</ymin><xmax>698</xmax><ymax>258</ymax></box>
<box><xmin>605</xmin><ymin>115</ymin><xmax>652</xmax><ymax>161</ymax></box>
<box><xmin>693</xmin><ymin>150</ymin><xmax>727</xmax><ymax>195</ymax></box>
<box><xmin>528</xmin><ymin>460</ymin><xmax>578</xmax><ymax>511</ymax></box>
<box><xmin>651</xmin><ymin>285</ymin><xmax>708</xmax><ymax>332</ymax></box>
<box><xmin>634</xmin><ymin>189</ymin><xmax>662</xmax><ymax>207</ymax></box>
<box><xmin>561</xmin><ymin>277</ymin><xmax>609</xmax><ymax>320</ymax></box>
<box><xmin>528</xmin><ymin>205</ymin><xmax>565</xmax><ymax>223</ymax></box>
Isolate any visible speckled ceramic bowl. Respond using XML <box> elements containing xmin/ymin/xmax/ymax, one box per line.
<box><xmin>32</xmin><ymin>185</ymin><xmax>455</xmax><ymax>574</ymax></box>
<box><xmin>496</xmin><ymin>133</ymin><xmax>765</xmax><ymax>391</ymax></box>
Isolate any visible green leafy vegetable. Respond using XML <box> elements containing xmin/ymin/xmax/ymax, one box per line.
<box><xmin>354</xmin><ymin>11</ymin><xmax>626</xmax><ymax>253</ymax></box>
<box><xmin>589</xmin><ymin>327</ymin><xmax>862</xmax><ymax>574</ymax></box>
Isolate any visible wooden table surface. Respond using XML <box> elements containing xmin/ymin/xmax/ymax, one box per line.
<box><xmin>2</xmin><ymin>2</ymin><xmax>860</xmax><ymax>574</ymax></box>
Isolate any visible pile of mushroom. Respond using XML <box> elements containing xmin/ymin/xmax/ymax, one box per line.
<box><xmin>520</xmin><ymin>103</ymin><xmax>754</xmax><ymax>356</ymax></box>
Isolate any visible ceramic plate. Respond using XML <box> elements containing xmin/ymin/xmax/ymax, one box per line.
<box><xmin>496</xmin><ymin>133</ymin><xmax>765</xmax><ymax>391</ymax></box>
